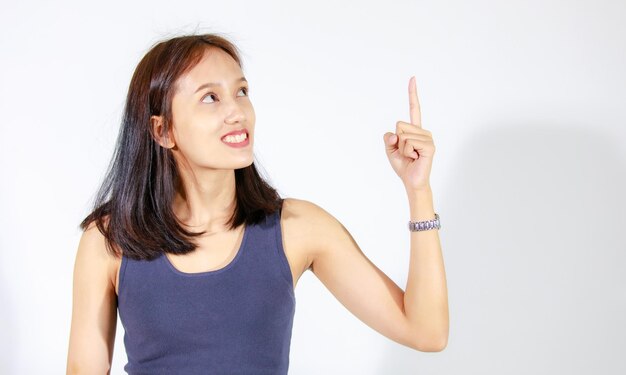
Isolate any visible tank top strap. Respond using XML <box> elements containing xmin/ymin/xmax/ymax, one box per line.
<box><xmin>244</xmin><ymin>208</ymin><xmax>294</xmax><ymax>292</ymax></box>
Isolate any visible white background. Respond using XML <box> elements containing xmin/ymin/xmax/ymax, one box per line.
<box><xmin>1</xmin><ymin>0</ymin><xmax>625</xmax><ymax>374</ymax></box>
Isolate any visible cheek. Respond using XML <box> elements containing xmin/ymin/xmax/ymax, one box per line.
<box><xmin>246</xmin><ymin>105</ymin><xmax>256</xmax><ymax>128</ymax></box>
<box><xmin>173</xmin><ymin>122</ymin><xmax>219</xmax><ymax>154</ymax></box>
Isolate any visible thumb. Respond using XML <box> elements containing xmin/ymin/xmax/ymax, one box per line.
<box><xmin>384</xmin><ymin>132</ymin><xmax>398</xmax><ymax>153</ymax></box>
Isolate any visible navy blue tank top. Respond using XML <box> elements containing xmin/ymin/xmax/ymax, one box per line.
<box><xmin>116</xmin><ymin>209</ymin><xmax>296</xmax><ymax>374</ymax></box>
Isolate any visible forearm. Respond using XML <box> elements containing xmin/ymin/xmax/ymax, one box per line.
<box><xmin>403</xmin><ymin>186</ymin><xmax>449</xmax><ymax>351</ymax></box>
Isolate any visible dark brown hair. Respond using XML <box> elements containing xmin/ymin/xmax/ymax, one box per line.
<box><xmin>79</xmin><ymin>33</ymin><xmax>283</xmax><ymax>261</ymax></box>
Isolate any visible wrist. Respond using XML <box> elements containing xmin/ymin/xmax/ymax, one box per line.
<box><xmin>406</xmin><ymin>185</ymin><xmax>433</xmax><ymax>202</ymax></box>
<box><xmin>405</xmin><ymin>183</ymin><xmax>432</xmax><ymax>194</ymax></box>
<box><xmin>407</xmin><ymin>189</ymin><xmax>435</xmax><ymax>221</ymax></box>
<box><xmin>408</xmin><ymin>213</ymin><xmax>441</xmax><ymax>231</ymax></box>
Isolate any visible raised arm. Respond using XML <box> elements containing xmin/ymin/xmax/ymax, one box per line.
<box><xmin>302</xmin><ymin>198</ymin><xmax>447</xmax><ymax>352</ymax></box>
<box><xmin>66</xmin><ymin>222</ymin><xmax>119</xmax><ymax>374</ymax></box>
<box><xmin>307</xmin><ymin>76</ymin><xmax>448</xmax><ymax>351</ymax></box>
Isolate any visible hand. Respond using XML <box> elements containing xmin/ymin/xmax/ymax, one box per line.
<box><xmin>383</xmin><ymin>76</ymin><xmax>435</xmax><ymax>191</ymax></box>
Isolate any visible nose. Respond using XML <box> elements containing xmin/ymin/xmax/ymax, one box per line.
<box><xmin>224</xmin><ymin>101</ymin><xmax>245</xmax><ymax>124</ymax></box>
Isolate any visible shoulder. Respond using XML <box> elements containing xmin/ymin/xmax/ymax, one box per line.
<box><xmin>78</xmin><ymin>217</ymin><xmax>120</xmax><ymax>290</ymax></box>
<box><xmin>281</xmin><ymin>197</ymin><xmax>338</xmax><ymax>227</ymax></box>
<box><xmin>81</xmin><ymin>216</ymin><xmax>120</xmax><ymax>256</ymax></box>
<box><xmin>280</xmin><ymin>197</ymin><xmax>345</xmax><ymax>259</ymax></box>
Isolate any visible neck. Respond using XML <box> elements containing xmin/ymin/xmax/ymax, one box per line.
<box><xmin>172</xmin><ymin>167</ymin><xmax>237</xmax><ymax>233</ymax></box>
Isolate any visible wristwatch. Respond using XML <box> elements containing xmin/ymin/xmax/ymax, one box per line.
<box><xmin>408</xmin><ymin>213</ymin><xmax>441</xmax><ymax>231</ymax></box>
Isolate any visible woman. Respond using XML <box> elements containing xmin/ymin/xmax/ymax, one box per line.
<box><xmin>66</xmin><ymin>33</ymin><xmax>448</xmax><ymax>374</ymax></box>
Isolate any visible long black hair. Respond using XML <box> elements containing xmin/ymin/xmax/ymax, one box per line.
<box><xmin>79</xmin><ymin>33</ymin><xmax>283</xmax><ymax>261</ymax></box>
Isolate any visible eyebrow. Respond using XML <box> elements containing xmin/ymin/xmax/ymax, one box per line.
<box><xmin>194</xmin><ymin>77</ymin><xmax>248</xmax><ymax>93</ymax></box>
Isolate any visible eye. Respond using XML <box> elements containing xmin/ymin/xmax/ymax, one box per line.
<box><xmin>202</xmin><ymin>93</ymin><xmax>218</xmax><ymax>103</ymax></box>
<box><xmin>237</xmin><ymin>86</ymin><xmax>249</xmax><ymax>97</ymax></box>
<box><xmin>201</xmin><ymin>87</ymin><xmax>249</xmax><ymax>104</ymax></box>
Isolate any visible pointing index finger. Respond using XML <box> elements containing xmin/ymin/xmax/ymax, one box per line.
<box><xmin>409</xmin><ymin>76</ymin><xmax>422</xmax><ymax>128</ymax></box>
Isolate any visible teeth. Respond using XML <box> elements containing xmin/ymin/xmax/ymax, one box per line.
<box><xmin>223</xmin><ymin>132</ymin><xmax>247</xmax><ymax>143</ymax></box>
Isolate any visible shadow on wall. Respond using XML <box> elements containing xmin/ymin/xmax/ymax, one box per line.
<box><xmin>375</xmin><ymin>123</ymin><xmax>626</xmax><ymax>374</ymax></box>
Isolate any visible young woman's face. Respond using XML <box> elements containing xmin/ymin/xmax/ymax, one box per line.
<box><xmin>169</xmin><ymin>47</ymin><xmax>255</xmax><ymax>170</ymax></box>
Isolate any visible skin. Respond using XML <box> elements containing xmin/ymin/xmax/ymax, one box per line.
<box><xmin>66</xmin><ymin>47</ymin><xmax>448</xmax><ymax>374</ymax></box>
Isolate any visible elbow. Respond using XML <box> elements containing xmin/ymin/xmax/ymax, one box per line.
<box><xmin>406</xmin><ymin>317</ymin><xmax>449</xmax><ymax>352</ymax></box>
<box><xmin>416</xmin><ymin>339</ymin><xmax>447</xmax><ymax>352</ymax></box>
<box><xmin>412</xmin><ymin>335</ymin><xmax>448</xmax><ymax>352</ymax></box>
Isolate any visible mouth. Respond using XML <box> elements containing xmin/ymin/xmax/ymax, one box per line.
<box><xmin>221</xmin><ymin>129</ymin><xmax>250</xmax><ymax>147</ymax></box>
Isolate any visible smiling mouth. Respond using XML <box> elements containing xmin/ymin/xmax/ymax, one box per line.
<box><xmin>222</xmin><ymin>131</ymin><xmax>248</xmax><ymax>144</ymax></box>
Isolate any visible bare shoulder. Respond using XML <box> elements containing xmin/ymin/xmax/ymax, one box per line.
<box><xmin>280</xmin><ymin>197</ymin><xmax>342</xmax><ymax>271</ymax></box>
<box><xmin>281</xmin><ymin>197</ymin><xmax>337</xmax><ymax>226</ymax></box>
<box><xmin>78</xmin><ymin>218</ymin><xmax>121</xmax><ymax>295</ymax></box>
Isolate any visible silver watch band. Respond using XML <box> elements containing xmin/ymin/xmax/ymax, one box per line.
<box><xmin>408</xmin><ymin>213</ymin><xmax>440</xmax><ymax>231</ymax></box>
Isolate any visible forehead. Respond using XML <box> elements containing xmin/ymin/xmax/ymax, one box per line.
<box><xmin>176</xmin><ymin>47</ymin><xmax>242</xmax><ymax>93</ymax></box>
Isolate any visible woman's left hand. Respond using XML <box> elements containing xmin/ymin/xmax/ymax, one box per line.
<box><xmin>383</xmin><ymin>76</ymin><xmax>435</xmax><ymax>192</ymax></box>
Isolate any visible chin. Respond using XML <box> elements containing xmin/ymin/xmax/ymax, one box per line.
<box><xmin>235</xmin><ymin>156</ymin><xmax>255</xmax><ymax>169</ymax></box>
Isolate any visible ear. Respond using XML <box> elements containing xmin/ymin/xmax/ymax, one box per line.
<box><xmin>150</xmin><ymin>115</ymin><xmax>175</xmax><ymax>149</ymax></box>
